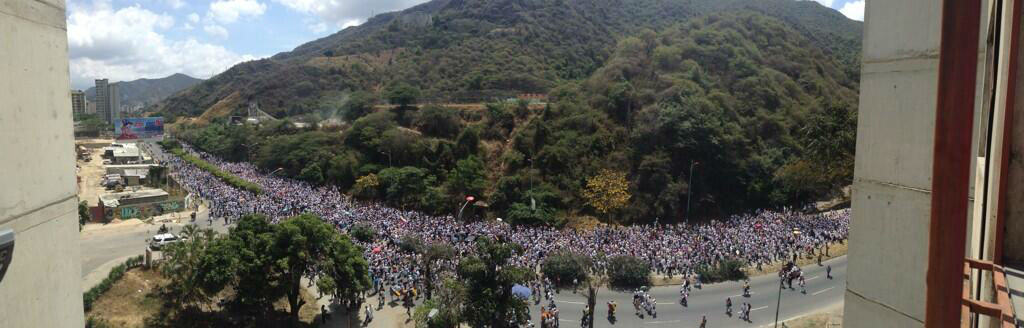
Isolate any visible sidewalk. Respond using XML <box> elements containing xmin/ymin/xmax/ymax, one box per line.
<box><xmin>81</xmin><ymin>255</ymin><xmax>136</xmax><ymax>293</ymax></box>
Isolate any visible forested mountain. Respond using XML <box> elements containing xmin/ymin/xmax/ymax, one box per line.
<box><xmin>153</xmin><ymin>0</ymin><xmax>860</xmax><ymax>119</ymax></box>
<box><xmin>87</xmin><ymin>73</ymin><xmax>202</xmax><ymax>108</ymax></box>
<box><xmin>168</xmin><ymin>0</ymin><xmax>861</xmax><ymax>224</ymax></box>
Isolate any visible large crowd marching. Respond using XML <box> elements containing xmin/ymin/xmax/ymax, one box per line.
<box><xmin>151</xmin><ymin>142</ymin><xmax>849</xmax><ymax>324</ymax></box>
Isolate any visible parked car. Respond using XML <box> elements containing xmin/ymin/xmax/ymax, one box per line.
<box><xmin>148</xmin><ymin>233</ymin><xmax>181</xmax><ymax>250</ymax></box>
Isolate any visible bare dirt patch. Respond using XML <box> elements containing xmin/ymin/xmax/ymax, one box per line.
<box><xmin>86</xmin><ymin>267</ymin><xmax>324</xmax><ymax>327</ymax></box>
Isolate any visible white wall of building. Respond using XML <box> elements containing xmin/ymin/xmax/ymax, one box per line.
<box><xmin>0</xmin><ymin>0</ymin><xmax>85</xmax><ymax>326</ymax></box>
<box><xmin>843</xmin><ymin>0</ymin><xmax>942</xmax><ymax>326</ymax></box>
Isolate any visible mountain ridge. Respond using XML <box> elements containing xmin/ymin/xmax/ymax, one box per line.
<box><xmin>87</xmin><ymin>73</ymin><xmax>203</xmax><ymax>108</ymax></box>
<box><xmin>152</xmin><ymin>0</ymin><xmax>861</xmax><ymax>120</ymax></box>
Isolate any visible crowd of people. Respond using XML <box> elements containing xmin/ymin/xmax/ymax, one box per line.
<box><xmin>153</xmin><ymin>142</ymin><xmax>850</xmax><ymax>314</ymax></box>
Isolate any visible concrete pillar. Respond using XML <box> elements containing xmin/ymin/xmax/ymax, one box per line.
<box><xmin>843</xmin><ymin>0</ymin><xmax>943</xmax><ymax>326</ymax></box>
<box><xmin>0</xmin><ymin>0</ymin><xmax>85</xmax><ymax>326</ymax></box>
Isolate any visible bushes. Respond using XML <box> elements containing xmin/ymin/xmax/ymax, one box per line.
<box><xmin>349</xmin><ymin>223</ymin><xmax>377</xmax><ymax>243</ymax></box>
<box><xmin>398</xmin><ymin>234</ymin><xmax>425</xmax><ymax>253</ymax></box>
<box><xmin>696</xmin><ymin>258</ymin><xmax>748</xmax><ymax>283</ymax></box>
<box><xmin>83</xmin><ymin>255</ymin><xmax>145</xmax><ymax>312</ymax></box>
<box><xmin>541</xmin><ymin>251</ymin><xmax>591</xmax><ymax>287</ymax></box>
<box><xmin>169</xmin><ymin>148</ymin><xmax>263</xmax><ymax>194</ymax></box>
<box><xmin>607</xmin><ymin>255</ymin><xmax>650</xmax><ymax>288</ymax></box>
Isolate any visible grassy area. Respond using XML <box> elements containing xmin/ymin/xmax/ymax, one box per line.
<box><xmin>168</xmin><ymin>147</ymin><xmax>263</xmax><ymax>194</ymax></box>
<box><xmin>85</xmin><ymin>267</ymin><xmax>322</xmax><ymax>328</ymax></box>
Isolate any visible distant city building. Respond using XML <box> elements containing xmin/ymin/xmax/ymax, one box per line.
<box><xmin>109</xmin><ymin>83</ymin><xmax>121</xmax><ymax>122</ymax></box>
<box><xmin>95</xmin><ymin>79</ymin><xmax>110</xmax><ymax>123</ymax></box>
<box><xmin>70</xmin><ymin>90</ymin><xmax>86</xmax><ymax>118</ymax></box>
<box><xmin>94</xmin><ymin>79</ymin><xmax>121</xmax><ymax>124</ymax></box>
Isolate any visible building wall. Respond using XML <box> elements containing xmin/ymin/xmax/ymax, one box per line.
<box><xmin>95</xmin><ymin>78</ymin><xmax>109</xmax><ymax>123</ymax></box>
<box><xmin>71</xmin><ymin>90</ymin><xmax>86</xmax><ymax>118</ymax></box>
<box><xmin>109</xmin><ymin>83</ymin><xmax>120</xmax><ymax>122</ymax></box>
<box><xmin>0</xmin><ymin>0</ymin><xmax>85</xmax><ymax>327</ymax></box>
<box><xmin>843</xmin><ymin>0</ymin><xmax>942</xmax><ymax>327</ymax></box>
<box><xmin>1005</xmin><ymin>31</ymin><xmax>1024</xmax><ymax>263</ymax></box>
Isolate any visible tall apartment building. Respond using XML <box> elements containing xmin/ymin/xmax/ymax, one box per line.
<box><xmin>70</xmin><ymin>90</ymin><xmax>86</xmax><ymax>118</ymax></box>
<box><xmin>846</xmin><ymin>0</ymin><xmax>1022</xmax><ymax>327</ymax></box>
<box><xmin>108</xmin><ymin>83</ymin><xmax>121</xmax><ymax>121</ymax></box>
<box><xmin>0</xmin><ymin>0</ymin><xmax>85</xmax><ymax>326</ymax></box>
<box><xmin>95</xmin><ymin>78</ymin><xmax>109</xmax><ymax>123</ymax></box>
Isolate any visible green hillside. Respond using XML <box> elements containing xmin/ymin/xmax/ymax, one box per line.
<box><xmin>153</xmin><ymin>0</ymin><xmax>860</xmax><ymax>119</ymax></box>
<box><xmin>168</xmin><ymin>0</ymin><xmax>861</xmax><ymax>224</ymax></box>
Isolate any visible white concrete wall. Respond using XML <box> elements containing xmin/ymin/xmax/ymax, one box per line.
<box><xmin>0</xmin><ymin>0</ymin><xmax>85</xmax><ymax>327</ymax></box>
<box><xmin>843</xmin><ymin>0</ymin><xmax>942</xmax><ymax>327</ymax></box>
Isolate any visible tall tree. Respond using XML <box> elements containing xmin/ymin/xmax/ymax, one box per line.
<box><xmin>582</xmin><ymin>169</ymin><xmax>631</xmax><ymax>221</ymax></box>
<box><xmin>458</xmin><ymin>238</ymin><xmax>534</xmax><ymax>328</ymax></box>
<box><xmin>272</xmin><ymin>214</ymin><xmax>371</xmax><ymax>323</ymax></box>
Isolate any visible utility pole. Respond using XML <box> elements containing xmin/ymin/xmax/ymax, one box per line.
<box><xmin>685</xmin><ymin>160</ymin><xmax>698</xmax><ymax>222</ymax></box>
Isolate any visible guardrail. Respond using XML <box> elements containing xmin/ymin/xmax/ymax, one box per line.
<box><xmin>961</xmin><ymin>258</ymin><xmax>1016</xmax><ymax>328</ymax></box>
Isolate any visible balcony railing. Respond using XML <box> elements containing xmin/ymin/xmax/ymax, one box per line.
<box><xmin>961</xmin><ymin>258</ymin><xmax>1016</xmax><ymax>328</ymax></box>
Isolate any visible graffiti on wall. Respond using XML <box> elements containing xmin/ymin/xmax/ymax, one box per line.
<box><xmin>118</xmin><ymin>199</ymin><xmax>185</xmax><ymax>220</ymax></box>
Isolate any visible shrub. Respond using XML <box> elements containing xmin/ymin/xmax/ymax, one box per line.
<box><xmin>170</xmin><ymin>148</ymin><xmax>263</xmax><ymax>194</ymax></box>
<box><xmin>696</xmin><ymin>258</ymin><xmax>748</xmax><ymax>283</ymax></box>
<box><xmin>541</xmin><ymin>251</ymin><xmax>591</xmax><ymax>287</ymax></box>
<box><xmin>349</xmin><ymin>223</ymin><xmax>377</xmax><ymax>243</ymax></box>
<box><xmin>397</xmin><ymin>234</ymin><xmax>424</xmax><ymax>253</ymax></box>
<box><xmin>607</xmin><ymin>255</ymin><xmax>650</xmax><ymax>288</ymax></box>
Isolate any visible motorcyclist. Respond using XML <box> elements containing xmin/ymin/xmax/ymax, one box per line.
<box><xmin>607</xmin><ymin>300</ymin><xmax>617</xmax><ymax>317</ymax></box>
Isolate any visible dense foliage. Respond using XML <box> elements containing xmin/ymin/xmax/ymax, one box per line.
<box><xmin>606</xmin><ymin>255</ymin><xmax>651</xmax><ymax>288</ymax></box>
<box><xmin>158</xmin><ymin>214</ymin><xmax>370</xmax><ymax>324</ymax></box>
<box><xmin>540</xmin><ymin>251</ymin><xmax>592</xmax><ymax>287</ymax></box>
<box><xmin>696</xmin><ymin>258</ymin><xmax>748</xmax><ymax>283</ymax></box>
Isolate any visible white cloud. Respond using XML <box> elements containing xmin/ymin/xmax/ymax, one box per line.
<box><xmin>67</xmin><ymin>1</ymin><xmax>259</xmax><ymax>89</ymax></box>
<box><xmin>188</xmin><ymin>12</ymin><xmax>200</xmax><ymax>23</ymax></box>
<box><xmin>166</xmin><ymin>0</ymin><xmax>186</xmax><ymax>9</ymax></box>
<box><xmin>204</xmin><ymin>24</ymin><xmax>230</xmax><ymax>38</ymax></box>
<box><xmin>208</xmin><ymin>0</ymin><xmax>266</xmax><ymax>24</ymax></box>
<box><xmin>839</xmin><ymin>0</ymin><xmax>865</xmax><ymax>21</ymax></box>
<box><xmin>273</xmin><ymin>0</ymin><xmax>429</xmax><ymax>33</ymax></box>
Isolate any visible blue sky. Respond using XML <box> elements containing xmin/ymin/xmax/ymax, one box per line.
<box><xmin>66</xmin><ymin>0</ymin><xmax>865</xmax><ymax>90</ymax></box>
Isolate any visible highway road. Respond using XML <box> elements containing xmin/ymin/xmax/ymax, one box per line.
<box><xmin>527</xmin><ymin>256</ymin><xmax>846</xmax><ymax>328</ymax></box>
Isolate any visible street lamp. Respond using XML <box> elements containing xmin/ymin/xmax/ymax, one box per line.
<box><xmin>270</xmin><ymin>167</ymin><xmax>284</xmax><ymax>175</ymax></box>
<box><xmin>457</xmin><ymin>195</ymin><xmax>475</xmax><ymax>221</ymax></box>
<box><xmin>775</xmin><ymin>228</ymin><xmax>801</xmax><ymax>328</ymax></box>
<box><xmin>685</xmin><ymin>160</ymin><xmax>699</xmax><ymax>222</ymax></box>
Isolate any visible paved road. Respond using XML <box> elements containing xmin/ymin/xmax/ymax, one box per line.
<box><xmin>528</xmin><ymin>256</ymin><xmax>846</xmax><ymax>328</ymax></box>
<box><xmin>79</xmin><ymin>209</ymin><xmax>229</xmax><ymax>279</ymax></box>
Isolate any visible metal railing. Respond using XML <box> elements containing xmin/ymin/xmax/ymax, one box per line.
<box><xmin>961</xmin><ymin>258</ymin><xmax>1016</xmax><ymax>328</ymax></box>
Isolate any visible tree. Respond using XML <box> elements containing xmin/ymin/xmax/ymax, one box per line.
<box><xmin>343</xmin><ymin>91</ymin><xmax>377</xmax><ymax>121</ymax></box>
<box><xmin>272</xmin><ymin>214</ymin><xmax>370</xmax><ymax>323</ymax></box>
<box><xmin>446</xmin><ymin>156</ymin><xmax>486</xmax><ymax>198</ymax></box>
<box><xmin>348</xmin><ymin>223</ymin><xmax>376</xmax><ymax>243</ymax></box>
<box><xmin>78</xmin><ymin>201</ymin><xmax>91</xmax><ymax>229</ymax></box>
<box><xmin>420</xmin><ymin>243</ymin><xmax>456</xmax><ymax>300</ymax></box>
<box><xmin>378</xmin><ymin>166</ymin><xmax>434</xmax><ymax>208</ymax></box>
<box><xmin>298</xmin><ymin>163</ymin><xmax>324</xmax><ymax>184</ymax></box>
<box><xmin>458</xmin><ymin>238</ymin><xmax>534</xmax><ymax>328</ymax></box>
<box><xmin>386</xmin><ymin>82</ymin><xmax>420</xmax><ymax>108</ymax></box>
<box><xmin>606</xmin><ymin>255</ymin><xmax>650</xmax><ymax>288</ymax></box>
<box><xmin>581</xmin><ymin>169</ymin><xmax>631</xmax><ymax>220</ymax></box>
<box><xmin>415</xmin><ymin>105</ymin><xmax>462</xmax><ymax>138</ymax></box>
<box><xmin>541</xmin><ymin>250</ymin><xmax>591</xmax><ymax>287</ymax></box>
<box><xmin>161</xmin><ymin>225</ymin><xmax>229</xmax><ymax>311</ymax></box>
<box><xmin>353</xmin><ymin>173</ymin><xmax>381</xmax><ymax>199</ymax></box>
